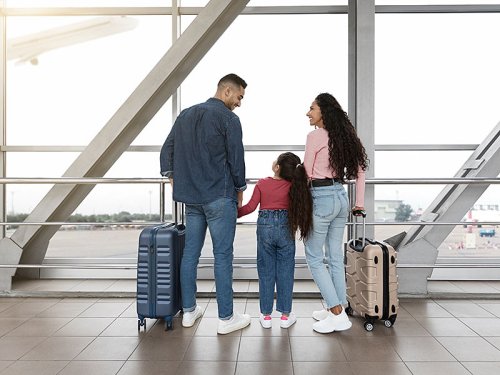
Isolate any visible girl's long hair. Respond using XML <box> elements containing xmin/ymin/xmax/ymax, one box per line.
<box><xmin>277</xmin><ymin>152</ymin><xmax>313</xmax><ymax>240</ymax></box>
<box><xmin>314</xmin><ymin>93</ymin><xmax>369</xmax><ymax>181</ymax></box>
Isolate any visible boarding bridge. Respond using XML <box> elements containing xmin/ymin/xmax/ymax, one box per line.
<box><xmin>398</xmin><ymin>121</ymin><xmax>500</xmax><ymax>294</ymax></box>
<box><xmin>0</xmin><ymin>0</ymin><xmax>250</xmax><ymax>291</ymax></box>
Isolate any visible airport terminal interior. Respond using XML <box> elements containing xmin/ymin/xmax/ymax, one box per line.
<box><xmin>1</xmin><ymin>1</ymin><xmax>500</xmax><ymax>374</ymax></box>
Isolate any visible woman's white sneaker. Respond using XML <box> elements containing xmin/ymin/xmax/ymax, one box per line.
<box><xmin>312</xmin><ymin>309</ymin><xmax>330</xmax><ymax>321</ymax></box>
<box><xmin>312</xmin><ymin>309</ymin><xmax>352</xmax><ymax>333</ymax></box>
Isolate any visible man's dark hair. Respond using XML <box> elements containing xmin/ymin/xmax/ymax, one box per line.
<box><xmin>218</xmin><ymin>73</ymin><xmax>247</xmax><ymax>89</ymax></box>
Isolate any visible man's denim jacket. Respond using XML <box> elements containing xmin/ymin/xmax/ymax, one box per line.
<box><xmin>160</xmin><ymin>98</ymin><xmax>247</xmax><ymax>205</ymax></box>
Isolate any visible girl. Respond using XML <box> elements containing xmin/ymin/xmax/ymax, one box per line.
<box><xmin>304</xmin><ymin>92</ymin><xmax>368</xmax><ymax>334</ymax></box>
<box><xmin>238</xmin><ymin>152</ymin><xmax>312</xmax><ymax>329</ymax></box>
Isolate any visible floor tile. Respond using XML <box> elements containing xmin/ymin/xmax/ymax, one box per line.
<box><xmin>404</xmin><ymin>361</ymin><xmax>471</xmax><ymax>375</ymax></box>
<box><xmin>416</xmin><ymin>317</ymin><xmax>478</xmax><ymax>336</ymax></box>
<box><xmin>58</xmin><ymin>360</ymin><xmax>124</xmax><ymax>375</ymax></box>
<box><xmin>68</xmin><ymin>280</ymin><xmax>118</xmax><ymax>292</ymax></box>
<box><xmin>184</xmin><ymin>336</ymin><xmax>240</xmax><ymax>361</ymax></box>
<box><xmin>117</xmin><ymin>360</ymin><xmax>180</xmax><ymax>375</ymax></box>
<box><xmin>293</xmin><ymin>361</ymin><xmax>353</xmax><ymax>375</ymax></box>
<box><xmin>128</xmin><ymin>336</ymin><xmax>191</xmax><ymax>360</ymax></box>
<box><xmin>436</xmin><ymin>301</ymin><xmax>494</xmax><ymax>318</ymax></box>
<box><xmin>53</xmin><ymin>317</ymin><xmax>114</xmax><ymax>336</ymax></box>
<box><xmin>35</xmin><ymin>302</ymin><xmax>94</xmax><ymax>318</ymax></box>
<box><xmin>238</xmin><ymin>336</ymin><xmax>291</xmax><ymax>362</ymax></box>
<box><xmin>0</xmin><ymin>336</ymin><xmax>45</xmax><ymax>360</ymax></box>
<box><xmin>338</xmin><ymin>337</ymin><xmax>402</xmax><ymax>362</ymax></box>
<box><xmin>203</xmin><ymin>301</ymin><xmax>246</xmax><ymax>318</ymax></box>
<box><xmin>176</xmin><ymin>361</ymin><xmax>236</xmax><ymax>375</ymax></box>
<box><xmin>194</xmin><ymin>317</ymin><xmax>246</xmax><ymax>337</ymax></box>
<box><xmin>0</xmin><ymin>301</ymin><xmax>59</xmax><ymax>318</ymax></box>
<box><xmin>78</xmin><ymin>302</ymin><xmax>132</xmax><ymax>318</ymax></box>
<box><xmin>236</xmin><ymin>361</ymin><xmax>293</xmax><ymax>375</ymax></box>
<box><xmin>289</xmin><ymin>336</ymin><xmax>346</xmax><ymax>362</ymax></box>
<box><xmin>0</xmin><ymin>361</ymin><xmax>14</xmax><ymax>372</ymax></box>
<box><xmin>460</xmin><ymin>317</ymin><xmax>500</xmax><ymax>336</ymax></box>
<box><xmin>0</xmin><ymin>318</ymin><xmax>28</xmax><ymax>337</ymax></box>
<box><xmin>286</xmin><ymin>317</ymin><xmax>324</xmax><ymax>337</ymax></box>
<box><xmin>461</xmin><ymin>362</ymin><xmax>500</xmax><ymax>375</ymax></box>
<box><xmin>388</xmin><ymin>337</ymin><xmax>456</xmax><ymax>361</ymax></box>
<box><xmin>100</xmin><ymin>317</ymin><xmax>154</xmax><ymax>337</ymax></box>
<box><xmin>6</xmin><ymin>317</ymin><xmax>71</xmax><ymax>337</ymax></box>
<box><xmin>289</xmin><ymin>300</ymin><xmax>326</xmax><ymax>317</ymax></box>
<box><xmin>400</xmin><ymin>301</ymin><xmax>453</xmax><ymax>318</ymax></box>
<box><xmin>75</xmin><ymin>337</ymin><xmax>141</xmax><ymax>360</ymax></box>
<box><xmin>378</xmin><ymin>318</ymin><xmax>430</xmax><ymax>337</ymax></box>
<box><xmin>21</xmin><ymin>336</ymin><xmax>94</xmax><ymax>360</ymax></box>
<box><xmin>348</xmin><ymin>362</ymin><xmax>412</xmax><ymax>375</ymax></box>
<box><xmin>0</xmin><ymin>360</ymin><xmax>69</xmax><ymax>375</ymax></box>
<box><xmin>436</xmin><ymin>337</ymin><xmax>500</xmax><ymax>361</ymax></box>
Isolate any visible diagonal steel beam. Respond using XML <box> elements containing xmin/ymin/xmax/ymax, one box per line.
<box><xmin>0</xmin><ymin>0</ymin><xmax>249</xmax><ymax>287</ymax></box>
<box><xmin>398</xmin><ymin>121</ymin><xmax>500</xmax><ymax>294</ymax></box>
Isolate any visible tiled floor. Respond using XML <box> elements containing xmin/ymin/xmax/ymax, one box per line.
<box><xmin>1</xmin><ymin>292</ymin><xmax>500</xmax><ymax>374</ymax></box>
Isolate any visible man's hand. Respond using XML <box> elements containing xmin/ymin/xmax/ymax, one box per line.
<box><xmin>237</xmin><ymin>191</ymin><xmax>243</xmax><ymax>208</ymax></box>
<box><xmin>352</xmin><ymin>206</ymin><xmax>366</xmax><ymax>217</ymax></box>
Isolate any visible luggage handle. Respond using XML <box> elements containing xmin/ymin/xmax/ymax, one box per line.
<box><xmin>352</xmin><ymin>209</ymin><xmax>367</xmax><ymax>248</ymax></box>
<box><xmin>172</xmin><ymin>201</ymin><xmax>185</xmax><ymax>226</ymax></box>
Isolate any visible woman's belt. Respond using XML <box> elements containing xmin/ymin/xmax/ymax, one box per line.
<box><xmin>310</xmin><ymin>178</ymin><xmax>343</xmax><ymax>187</ymax></box>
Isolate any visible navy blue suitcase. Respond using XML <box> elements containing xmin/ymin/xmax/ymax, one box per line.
<box><xmin>137</xmin><ymin>222</ymin><xmax>185</xmax><ymax>330</ymax></box>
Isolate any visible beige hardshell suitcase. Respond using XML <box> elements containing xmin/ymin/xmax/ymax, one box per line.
<box><xmin>345</xmin><ymin>215</ymin><xmax>399</xmax><ymax>331</ymax></box>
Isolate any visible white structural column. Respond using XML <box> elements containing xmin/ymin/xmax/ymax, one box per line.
<box><xmin>348</xmin><ymin>0</ymin><xmax>375</xmax><ymax>238</ymax></box>
<box><xmin>398</xmin><ymin>122</ymin><xmax>500</xmax><ymax>294</ymax></box>
<box><xmin>0</xmin><ymin>0</ymin><xmax>250</xmax><ymax>290</ymax></box>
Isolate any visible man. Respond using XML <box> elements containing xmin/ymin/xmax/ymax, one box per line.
<box><xmin>160</xmin><ymin>74</ymin><xmax>251</xmax><ymax>334</ymax></box>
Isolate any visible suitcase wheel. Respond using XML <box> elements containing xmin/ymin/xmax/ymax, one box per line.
<box><xmin>364</xmin><ymin>321</ymin><xmax>374</xmax><ymax>332</ymax></box>
<box><xmin>164</xmin><ymin>317</ymin><xmax>173</xmax><ymax>331</ymax></box>
<box><xmin>345</xmin><ymin>306</ymin><xmax>354</xmax><ymax>316</ymax></box>
<box><xmin>138</xmin><ymin>318</ymin><xmax>146</xmax><ymax>331</ymax></box>
<box><xmin>384</xmin><ymin>319</ymin><xmax>393</xmax><ymax>328</ymax></box>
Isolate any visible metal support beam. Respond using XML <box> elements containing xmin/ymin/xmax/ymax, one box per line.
<box><xmin>398</xmin><ymin>122</ymin><xmax>500</xmax><ymax>294</ymax></box>
<box><xmin>348</xmin><ymin>0</ymin><xmax>375</xmax><ymax>238</ymax></box>
<box><xmin>0</xmin><ymin>0</ymin><xmax>250</xmax><ymax>290</ymax></box>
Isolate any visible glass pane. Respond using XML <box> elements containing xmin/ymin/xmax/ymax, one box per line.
<box><xmin>7</xmin><ymin>15</ymin><xmax>172</xmax><ymax>145</ymax></box>
<box><xmin>180</xmin><ymin>14</ymin><xmax>348</xmax><ymax>146</ymax></box>
<box><xmin>375</xmin><ymin>13</ymin><xmax>500</xmax><ymax>144</ymax></box>
<box><xmin>5</xmin><ymin>0</ymin><xmax>171</xmax><ymax>7</ymax></box>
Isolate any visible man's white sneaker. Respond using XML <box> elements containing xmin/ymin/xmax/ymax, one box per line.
<box><xmin>280</xmin><ymin>312</ymin><xmax>297</xmax><ymax>329</ymax></box>
<box><xmin>182</xmin><ymin>305</ymin><xmax>203</xmax><ymax>328</ymax></box>
<box><xmin>312</xmin><ymin>309</ymin><xmax>330</xmax><ymax>321</ymax></box>
<box><xmin>312</xmin><ymin>309</ymin><xmax>352</xmax><ymax>334</ymax></box>
<box><xmin>259</xmin><ymin>314</ymin><xmax>272</xmax><ymax>329</ymax></box>
<box><xmin>217</xmin><ymin>312</ymin><xmax>251</xmax><ymax>334</ymax></box>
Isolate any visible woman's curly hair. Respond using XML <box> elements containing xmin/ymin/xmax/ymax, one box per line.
<box><xmin>314</xmin><ymin>93</ymin><xmax>369</xmax><ymax>182</ymax></box>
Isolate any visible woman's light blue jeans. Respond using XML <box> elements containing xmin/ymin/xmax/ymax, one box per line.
<box><xmin>181</xmin><ymin>197</ymin><xmax>237</xmax><ymax>320</ymax></box>
<box><xmin>304</xmin><ymin>183</ymin><xmax>349</xmax><ymax>308</ymax></box>
<box><xmin>257</xmin><ymin>209</ymin><xmax>296</xmax><ymax>315</ymax></box>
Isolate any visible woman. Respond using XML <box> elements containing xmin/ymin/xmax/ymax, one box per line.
<box><xmin>304</xmin><ymin>92</ymin><xmax>368</xmax><ymax>334</ymax></box>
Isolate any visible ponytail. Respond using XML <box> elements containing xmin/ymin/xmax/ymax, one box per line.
<box><xmin>288</xmin><ymin>164</ymin><xmax>313</xmax><ymax>240</ymax></box>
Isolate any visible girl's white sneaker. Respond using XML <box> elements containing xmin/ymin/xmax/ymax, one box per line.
<box><xmin>280</xmin><ymin>312</ymin><xmax>297</xmax><ymax>328</ymax></box>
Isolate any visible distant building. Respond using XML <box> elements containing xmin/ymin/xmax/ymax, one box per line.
<box><xmin>374</xmin><ymin>200</ymin><xmax>403</xmax><ymax>222</ymax></box>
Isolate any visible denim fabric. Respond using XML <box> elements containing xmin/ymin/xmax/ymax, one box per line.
<box><xmin>180</xmin><ymin>197</ymin><xmax>237</xmax><ymax>320</ymax></box>
<box><xmin>304</xmin><ymin>184</ymin><xmax>349</xmax><ymax>308</ymax></box>
<box><xmin>256</xmin><ymin>209</ymin><xmax>296</xmax><ymax>315</ymax></box>
<box><xmin>160</xmin><ymin>98</ymin><xmax>246</xmax><ymax>205</ymax></box>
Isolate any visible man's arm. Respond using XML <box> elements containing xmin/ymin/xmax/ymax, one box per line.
<box><xmin>226</xmin><ymin>117</ymin><xmax>247</xmax><ymax>193</ymax></box>
<box><xmin>160</xmin><ymin>122</ymin><xmax>177</xmax><ymax>178</ymax></box>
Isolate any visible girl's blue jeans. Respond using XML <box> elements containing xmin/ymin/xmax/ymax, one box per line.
<box><xmin>256</xmin><ymin>209</ymin><xmax>296</xmax><ymax>315</ymax></box>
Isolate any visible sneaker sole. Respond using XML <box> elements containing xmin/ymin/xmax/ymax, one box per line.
<box><xmin>217</xmin><ymin>318</ymin><xmax>251</xmax><ymax>335</ymax></box>
<box><xmin>313</xmin><ymin>320</ymin><xmax>352</xmax><ymax>334</ymax></box>
<box><xmin>280</xmin><ymin>320</ymin><xmax>296</xmax><ymax>329</ymax></box>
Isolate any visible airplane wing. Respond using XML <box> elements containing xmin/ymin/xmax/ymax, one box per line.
<box><xmin>7</xmin><ymin>16</ymin><xmax>139</xmax><ymax>65</ymax></box>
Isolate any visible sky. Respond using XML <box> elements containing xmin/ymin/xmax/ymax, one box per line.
<box><xmin>4</xmin><ymin>7</ymin><xmax>500</xmax><ymax>216</ymax></box>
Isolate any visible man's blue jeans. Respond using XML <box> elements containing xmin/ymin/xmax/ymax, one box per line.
<box><xmin>304</xmin><ymin>184</ymin><xmax>349</xmax><ymax>308</ymax></box>
<box><xmin>181</xmin><ymin>197</ymin><xmax>237</xmax><ymax>320</ymax></box>
<box><xmin>257</xmin><ymin>210</ymin><xmax>295</xmax><ymax>315</ymax></box>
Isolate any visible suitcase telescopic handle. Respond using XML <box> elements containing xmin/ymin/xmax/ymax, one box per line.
<box><xmin>352</xmin><ymin>210</ymin><xmax>367</xmax><ymax>248</ymax></box>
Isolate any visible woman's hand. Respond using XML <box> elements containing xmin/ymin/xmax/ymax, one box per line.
<box><xmin>352</xmin><ymin>206</ymin><xmax>366</xmax><ymax>217</ymax></box>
